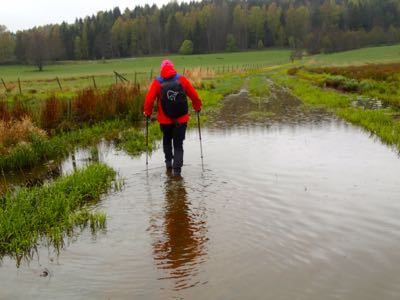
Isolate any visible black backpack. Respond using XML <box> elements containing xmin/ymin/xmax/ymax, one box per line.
<box><xmin>157</xmin><ymin>74</ymin><xmax>188</xmax><ymax>118</ymax></box>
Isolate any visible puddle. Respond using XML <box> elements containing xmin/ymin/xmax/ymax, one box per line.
<box><xmin>1</xmin><ymin>85</ymin><xmax>400</xmax><ymax>299</ymax></box>
<box><xmin>351</xmin><ymin>96</ymin><xmax>388</xmax><ymax>110</ymax></box>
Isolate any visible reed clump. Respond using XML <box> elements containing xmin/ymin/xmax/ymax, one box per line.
<box><xmin>0</xmin><ymin>117</ymin><xmax>46</xmax><ymax>154</ymax></box>
<box><xmin>41</xmin><ymin>83</ymin><xmax>142</xmax><ymax>132</ymax></box>
<box><xmin>0</xmin><ymin>163</ymin><xmax>115</xmax><ymax>264</ymax></box>
<box><xmin>185</xmin><ymin>68</ymin><xmax>216</xmax><ymax>90</ymax></box>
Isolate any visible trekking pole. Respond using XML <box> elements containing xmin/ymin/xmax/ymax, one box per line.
<box><xmin>146</xmin><ymin>117</ymin><xmax>149</xmax><ymax>166</ymax></box>
<box><xmin>197</xmin><ymin>111</ymin><xmax>204</xmax><ymax>160</ymax></box>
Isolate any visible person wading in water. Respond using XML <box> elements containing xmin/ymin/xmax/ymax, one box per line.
<box><xmin>144</xmin><ymin>60</ymin><xmax>202</xmax><ymax>176</ymax></box>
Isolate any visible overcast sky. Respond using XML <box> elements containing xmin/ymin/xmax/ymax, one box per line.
<box><xmin>1</xmin><ymin>0</ymin><xmax>183</xmax><ymax>32</ymax></box>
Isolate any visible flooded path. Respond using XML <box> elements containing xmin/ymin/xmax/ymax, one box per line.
<box><xmin>2</xmin><ymin>86</ymin><xmax>400</xmax><ymax>299</ymax></box>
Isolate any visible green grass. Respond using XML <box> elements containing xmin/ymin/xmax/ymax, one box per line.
<box><xmin>338</xmin><ymin>108</ymin><xmax>400</xmax><ymax>149</ymax></box>
<box><xmin>0</xmin><ymin>163</ymin><xmax>115</xmax><ymax>263</ymax></box>
<box><xmin>248</xmin><ymin>75</ymin><xmax>271</xmax><ymax>98</ymax></box>
<box><xmin>306</xmin><ymin>44</ymin><xmax>400</xmax><ymax>66</ymax></box>
<box><xmin>271</xmin><ymin>70</ymin><xmax>351</xmax><ymax>109</ymax></box>
<box><xmin>269</xmin><ymin>67</ymin><xmax>400</xmax><ymax>151</ymax></box>
<box><xmin>0</xmin><ymin>49</ymin><xmax>291</xmax><ymax>97</ymax></box>
<box><xmin>117</xmin><ymin>122</ymin><xmax>162</xmax><ymax>156</ymax></box>
<box><xmin>0</xmin><ymin>49</ymin><xmax>291</xmax><ymax>81</ymax></box>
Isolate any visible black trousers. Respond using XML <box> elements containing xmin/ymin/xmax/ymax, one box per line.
<box><xmin>160</xmin><ymin>123</ymin><xmax>187</xmax><ymax>169</ymax></box>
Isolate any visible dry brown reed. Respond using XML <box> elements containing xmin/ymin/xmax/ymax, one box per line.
<box><xmin>310</xmin><ymin>63</ymin><xmax>400</xmax><ymax>81</ymax></box>
<box><xmin>184</xmin><ymin>68</ymin><xmax>216</xmax><ymax>89</ymax></box>
<box><xmin>41</xmin><ymin>96</ymin><xmax>65</xmax><ymax>131</ymax></box>
<box><xmin>2</xmin><ymin>83</ymin><xmax>143</xmax><ymax>134</ymax></box>
<box><xmin>0</xmin><ymin>117</ymin><xmax>46</xmax><ymax>154</ymax></box>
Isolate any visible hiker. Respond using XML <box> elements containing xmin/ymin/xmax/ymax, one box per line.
<box><xmin>144</xmin><ymin>60</ymin><xmax>202</xmax><ymax>176</ymax></box>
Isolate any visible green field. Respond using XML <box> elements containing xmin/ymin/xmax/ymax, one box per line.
<box><xmin>305</xmin><ymin>44</ymin><xmax>400</xmax><ymax>66</ymax></box>
<box><xmin>2</xmin><ymin>45</ymin><xmax>400</xmax><ymax>97</ymax></box>
<box><xmin>0</xmin><ymin>49</ymin><xmax>290</xmax><ymax>96</ymax></box>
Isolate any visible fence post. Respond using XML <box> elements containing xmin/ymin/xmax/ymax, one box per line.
<box><xmin>56</xmin><ymin>77</ymin><xmax>62</xmax><ymax>91</ymax></box>
<box><xmin>68</xmin><ymin>99</ymin><xmax>72</xmax><ymax>120</ymax></box>
<box><xmin>18</xmin><ymin>78</ymin><xmax>22</xmax><ymax>94</ymax></box>
<box><xmin>92</xmin><ymin>76</ymin><xmax>97</xmax><ymax>89</ymax></box>
<box><xmin>1</xmin><ymin>78</ymin><xmax>7</xmax><ymax>92</ymax></box>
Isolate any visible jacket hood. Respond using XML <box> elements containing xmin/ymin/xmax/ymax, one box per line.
<box><xmin>160</xmin><ymin>63</ymin><xmax>177</xmax><ymax>79</ymax></box>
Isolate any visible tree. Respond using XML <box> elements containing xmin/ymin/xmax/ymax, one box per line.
<box><xmin>248</xmin><ymin>6</ymin><xmax>266</xmax><ymax>48</ymax></box>
<box><xmin>233</xmin><ymin>4</ymin><xmax>248</xmax><ymax>49</ymax></box>
<box><xmin>226</xmin><ymin>34</ymin><xmax>237</xmax><ymax>52</ymax></box>
<box><xmin>27</xmin><ymin>30</ymin><xmax>49</xmax><ymax>71</ymax></box>
<box><xmin>166</xmin><ymin>14</ymin><xmax>182</xmax><ymax>52</ymax></box>
<box><xmin>266</xmin><ymin>3</ymin><xmax>283</xmax><ymax>46</ymax></box>
<box><xmin>48</xmin><ymin>25</ymin><xmax>65</xmax><ymax>60</ymax></box>
<box><xmin>179</xmin><ymin>39</ymin><xmax>193</xmax><ymax>55</ymax></box>
<box><xmin>74</xmin><ymin>36</ymin><xmax>82</xmax><ymax>59</ymax></box>
<box><xmin>257</xmin><ymin>39</ymin><xmax>264</xmax><ymax>49</ymax></box>
<box><xmin>286</xmin><ymin>5</ymin><xmax>310</xmax><ymax>49</ymax></box>
<box><xmin>0</xmin><ymin>26</ymin><xmax>15</xmax><ymax>63</ymax></box>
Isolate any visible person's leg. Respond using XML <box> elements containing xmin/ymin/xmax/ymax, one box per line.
<box><xmin>160</xmin><ymin>124</ymin><xmax>174</xmax><ymax>169</ymax></box>
<box><xmin>172</xmin><ymin>122</ymin><xmax>187</xmax><ymax>175</ymax></box>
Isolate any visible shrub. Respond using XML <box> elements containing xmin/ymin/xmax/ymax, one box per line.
<box><xmin>325</xmin><ymin>75</ymin><xmax>360</xmax><ymax>92</ymax></box>
<box><xmin>179</xmin><ymin>40</ymin><xmax>194</xmax><ymax>55</ymax></box>
<box><xmin>226</xmin><ymin>34</ymin><xmax>237</xmax><ymax>52</ymax></box>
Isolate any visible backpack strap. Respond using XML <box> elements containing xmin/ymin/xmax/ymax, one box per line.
<box><xmin>156</xmin><ymin>76</ymin><xmax>164</xmax><ymax>84</ymax></box>
<box><xmin>156</xmin><ymin>74</ymin><xmax>181</xmax><ymax>84</ymax></box>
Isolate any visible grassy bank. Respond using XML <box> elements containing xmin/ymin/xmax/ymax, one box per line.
<box><xmin>269</xmin><ymin>67</ymin><xmax>400</xmax><ymax>151</ymax></box>
<box><xmin>0</xmin><ymin>163</ymin><xmax>115</xmax><ymax>263</ymax></box>
<box><xmin>0</xmin><ymin>119</ymin><xmax>131</xmax><ymax>171</ymax></box>
<box><xmin>295</xmin><ymin>64</ymin><xmax>400</xmax><ymax>108</ymax></box>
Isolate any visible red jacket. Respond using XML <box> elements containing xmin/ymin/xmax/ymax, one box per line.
<box><xmin>144</xmin><ymin>64</ymin><xmax>202</xmax><ymax>124</ymax></box>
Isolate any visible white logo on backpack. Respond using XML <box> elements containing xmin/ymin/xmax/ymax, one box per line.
<box><xmin>167</xmin><ymin>90</ymin><xmax>179</xmax><ymax>102</ymax></box>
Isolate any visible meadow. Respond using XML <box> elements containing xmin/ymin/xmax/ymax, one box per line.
<box><xmin>0</xmin><ymin>49</ymin><xmax>291</xmax><ymax>97</ymax></box>
<box><xmin>306</xmin><ymin>44</ymin><xmax>400</xmax><ymax>66</ymax></box>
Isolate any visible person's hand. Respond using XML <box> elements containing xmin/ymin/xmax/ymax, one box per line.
<box><xmin>143</xmin><ymin>112</ymin><xmax>150</xmax><ymax>119</ymax></box>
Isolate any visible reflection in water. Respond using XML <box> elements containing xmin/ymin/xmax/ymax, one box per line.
<box><xmin>152</xmin><ymin>174</ymin><xmax>208</xmax><ymax>291</ymax></box>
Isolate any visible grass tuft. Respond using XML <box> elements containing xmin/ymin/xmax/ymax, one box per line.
<box><xmin>0</xmin><ymin>163</ymin><xmax>116</xmax><ymax>264</ymax></box>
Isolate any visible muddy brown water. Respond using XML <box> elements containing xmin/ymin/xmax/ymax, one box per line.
<box><xmin>2</xmin><ymin>86</ymin><xmax>400</xmax><ymax>299</ymax></box>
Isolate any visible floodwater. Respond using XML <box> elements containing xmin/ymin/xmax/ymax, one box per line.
<box><xmin>2</xmin><ymin>85</ymin><xmax>400</xmax><ymax>299</ymax></box>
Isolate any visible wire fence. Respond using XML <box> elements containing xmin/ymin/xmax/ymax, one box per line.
<box><xmin>0</xmin><ymin>63</ymin><xmax>270</xmax><ymax>97</ymax></box>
